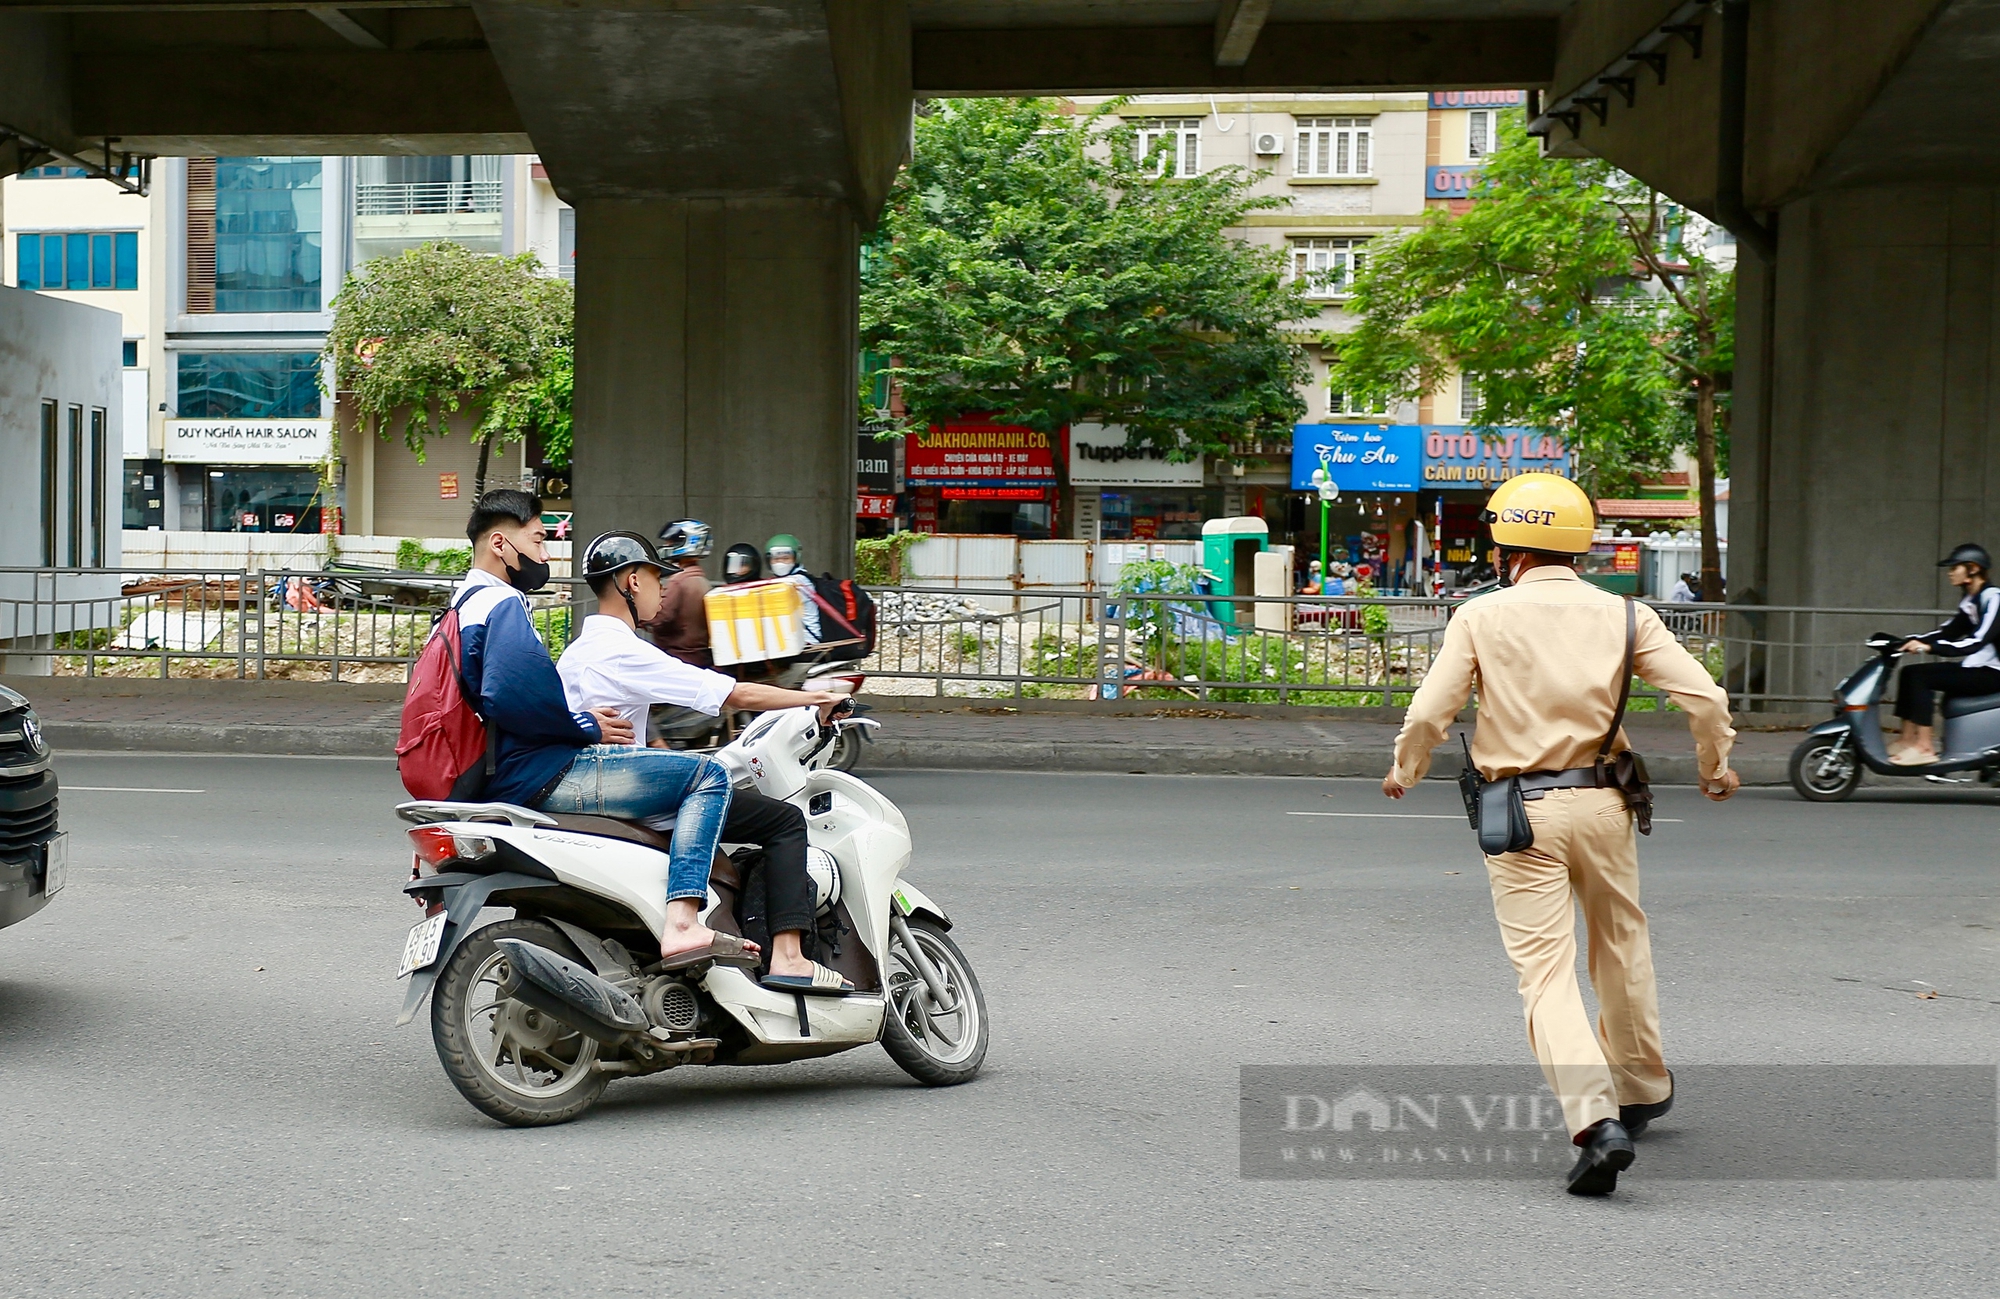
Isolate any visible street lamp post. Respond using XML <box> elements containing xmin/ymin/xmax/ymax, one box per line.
<box><xmin>1309</xmin><ymin>467</ymin><xmax>1340</xmax><ymax>586</ymax></box>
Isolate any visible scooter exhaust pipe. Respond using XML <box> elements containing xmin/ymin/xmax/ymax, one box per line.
<box><xmin>493</xmin><ymin>938</ymin><xmax>649</xmax><ymax>1045</ymax></box>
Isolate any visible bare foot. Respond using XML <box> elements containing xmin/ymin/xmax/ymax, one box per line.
<box><xmin>766</xmin><ymin>930</ymin><xmax>815</xmax><ymax>978</ymax></box>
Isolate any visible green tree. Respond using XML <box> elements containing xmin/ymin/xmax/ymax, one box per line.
<box><xmin>325</xmin><ymin>241</ymin><xmax>573</xmax><ymax>497</ymax></box>
<box><xmin>862</xmin><ymin>98</ymin><xmax>1313</xmax><ymax>531</ymax></box>
<box><xmin>1329</xmin><ymin>118</ymin><xmax>1734</xmax><ymax>598</ymax></box>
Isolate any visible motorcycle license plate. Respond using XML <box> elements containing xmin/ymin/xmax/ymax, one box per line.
<box><xmin>42</xmin><ymin>834</ymin><xmax>68</xmax><ymax>898</ymax></box>
<box><xmin>398</xmin><ymin>912</ymin><xmax>449</xmax><ymax>979</ymax></box>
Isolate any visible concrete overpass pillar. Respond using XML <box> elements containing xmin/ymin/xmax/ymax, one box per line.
<box><xmin>569</xmin><ymin>197</ymin><xmax>858</xmax><ymax>576</ymax></box>
<box><xmin>1733</xmin><ymin>186</ymin><xmax>2000</xmax><ymax>612</ymax></box>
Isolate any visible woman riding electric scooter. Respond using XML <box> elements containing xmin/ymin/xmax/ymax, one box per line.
<box><xmin>1889</xmin><ymin>543</ymin><xmax>2000</xmax><ymax>765</ymax></box>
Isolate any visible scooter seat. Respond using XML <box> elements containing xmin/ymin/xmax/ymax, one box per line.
<box><xmin>1942</xmin><ymin>692</ymin><xmax>2000</xmax><ymax>719</ymax></box>
<box><xmin>539</xmin><ymin>814</ymin><xmax>743</xmax><ymax>891</ymax></box>
<box><xmin>544</xmin><ymin>813</ymin><xmax>676</xmax><ymax>853</ymax></box>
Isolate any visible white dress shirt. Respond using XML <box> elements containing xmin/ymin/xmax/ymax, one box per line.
<box><xmin>557</xmin><ymin>614</ymin><xmax>735</xmax><ymax>746</ymax></box>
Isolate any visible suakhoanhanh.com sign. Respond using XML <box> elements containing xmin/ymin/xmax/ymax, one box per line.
<box><xmin>165</xmin><ymin>419</ymin><xmax>332</xmax><ymax>465</ymax></box>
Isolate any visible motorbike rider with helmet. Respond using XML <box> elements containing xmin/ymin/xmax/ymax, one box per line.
<box><xmin>1890</xmin><ymin>543</ymin><xmax>2000</xmax><ymax>765</ymax></box>
<box><xmin>765</xmin><ymin>533</ymin><xmax>822</xmax><ymax>643</ymax></box>
<box><xmin>559</xmin><ymin>531</ymin><xmax>857</xmax><ymax>994</ymax></box>
<box><xmin>720</xmin><ymin>543</ymin><xmax>763</xmax><ymax>586</ymax></box>
<box><xmin>641</xmin><ymin>520</ymin><xmax>714</xmax><ymax>668</ymax></box>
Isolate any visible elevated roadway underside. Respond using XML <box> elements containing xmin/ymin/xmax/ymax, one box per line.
<box><xmin>0</xmin><ymin>0</ymin><xmax>1991</xmax><ymax>614</ymax></box>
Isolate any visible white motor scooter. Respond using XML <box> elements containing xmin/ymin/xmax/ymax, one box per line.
<box><xmin>390</xmin><ymin>706</ymin><xmax>985</xmax><ymax>1127</ymax></box>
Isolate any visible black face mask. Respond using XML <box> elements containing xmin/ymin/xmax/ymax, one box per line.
<box><xmin>500</xmin><ymin>539</ymin><xmax>551</xmax><ymax>593</ymax></box>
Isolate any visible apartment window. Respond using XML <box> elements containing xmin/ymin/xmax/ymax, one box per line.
<box><xmin>1328</xmin><ymin>389</ymin><xmax>1388</xmax><ymax>417</ymax></box>
<box><xmin>352</xmin><ymin>156</ymin><xmax>505</xmax><ymax>262</ymax></box>
<box><xmin>558</xmin><ymin>207</ymin><xmax>576</xmax><ymax>283</ymax></box>
<box><xmin>123</xmin><ymin>340</ymin><xmax>140</xmax><ymax>367</ymax></box>
<box><xmin>1459</xmin><ymin>375</ymin><xmax>1482</xmax><ymax>422</ymax></box>
<box><xmin>19</xmin><ymin>165</ymin><xmax>90</xmax><ymax>179</ymax></box>
<box><xmin>15</xmin><ymin>232</ymin><xmax>138</xmax><ymax>290</ymax></box>
<box><xmin>211</xmin><ymin>157</ymin><xmax>324</xmax><ymax>313</ymax></box>
<box><xmin>67</xmin><ymin>405</ymin><xmax>84</xmax><ymax>567</ymax></box>
<box><xmin>178</xmin><ymin>352</ymin><xmax>323</xmax><ymax>419</ymax></box>
<box><xmin>89</xmin><ymin>408</ymin><xmax>108</xmax><ymax>566</ymax></box>
<box><xmin>1467</xmin><ymin>109</ymin><xmax>1495</xmax><ymax>160</ymax></box>
<box><xmin>1294</xmin><ymin>117</ymin><xmax>1373</xmax><ymax>178</ymax></box>
<box><xmin>1135</xmin><ymin>119</ymin><xmax>1202</xmax><ymax>177</ymax></box>
<box><xmin>40</xmin><ymin>401</ymin><xmax>59</xmax><ymax>565</ymax></box>
<box><xmin>1290</xmin><ymin>237</ymin><xmax>1369</xmax><ymax>298</ymax></box>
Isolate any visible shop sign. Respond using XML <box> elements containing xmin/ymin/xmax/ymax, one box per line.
<box><xmin>1426</xmin><ymin>165</ymin><xmax>1482</xmax><ymax>199</ymax></box>
<box><xmin>941</xmin><ymin>486</ymin><xmax>1046</xmax><ymax>501</ymax></box>
<box><xmin>439</xmin><ymin>472</ymin><xmax>459</xmax><ymax>500</ymax></box>
<box><xmin>857</xmin><ymin>428</ymin><xmax>895</xmax><ymax>494</ymax></box>
<box><xmin>1290</xmin><ymin>424</ymin><xmax>1421</xmax><ymax>493</ymax></box>
<box><xmin>320</xmin><ymin>505</ymin><xmax>342</xmax><ymax>535</ymax></box>
<box><xmin>904</xmin><ymin>417</ymin><xmax>1055</xmax><ymax>486</ymax></box>
<box><xmin>856</xmin><ymin>493</ymin><xmax>897</xmax><ymax>519</ymax></box>
<box><xmin>164</xmin><ymin>418</ymin><xmax>332</xmax><ymax>465</ymax></box>
<box><xmin>1428</xmin><ymin>90</ymin><xmax>1526</xmax><ymax>109</ymax></box>
<box><xmin>1420</xmin><ymin>425</ymin><xmax>1570</xmax><ymax>485</ymax></box>
<box><xmin>1065</xmin><ymin>424</ymin><xmax>1204</xmax><ymax>487</ymax></box>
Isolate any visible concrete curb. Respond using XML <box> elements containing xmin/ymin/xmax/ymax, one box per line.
<box><xmin>47</xmin><ymin>720</ymin><xmax>1796</xmax><ymax>785</ymax></box>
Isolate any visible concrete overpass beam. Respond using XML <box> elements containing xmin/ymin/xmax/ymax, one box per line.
<box><xmin>569</xmin><ymin>198</ymin><xmax>857</xmax><ymax>576</ymax></box>
<box><xmin>1734</xmin><ymin>186</ymin><xmax>2000</xmax><ymax>610</ymax></box>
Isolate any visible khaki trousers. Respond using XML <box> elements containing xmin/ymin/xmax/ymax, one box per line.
<box><xmin>1484</xmin><ymin>786</ymin><xmax>1672</xmax><ymax>1136</ymax></box>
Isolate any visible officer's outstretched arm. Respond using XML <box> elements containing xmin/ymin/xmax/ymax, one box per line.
<box><xmin>1388</xmin><ymin>613</ymin><xmax>1477</xmax><ymax>789</ymax></box>
<box><xmin>1631</xmin><ymin>603</ymin><xmax>1736</xmax><ymax>787</ymax></box>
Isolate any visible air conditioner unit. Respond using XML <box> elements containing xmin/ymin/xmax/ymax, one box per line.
<box><xmin>1253</xmin><ymin>132</ymin><xmax>1283</xmax><ymax>156</ymax></box>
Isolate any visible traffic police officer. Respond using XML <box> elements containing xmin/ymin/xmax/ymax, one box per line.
<box><xmin>1381</xmin><ymin>473</ymin><xmax>1740</xmax><ymax>1195</ymax></box>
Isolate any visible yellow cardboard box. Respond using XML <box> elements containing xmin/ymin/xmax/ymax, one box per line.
<box><xmin>705</xmin><ymin>579</ymin><xmax>805</xmax><ymax>666</ymax></box>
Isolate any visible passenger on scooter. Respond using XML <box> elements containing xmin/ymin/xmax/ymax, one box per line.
<box><xmin>766</xmin><ymin>533</ymin><xmax>822</xmax><ymax>644</ymax></box>
<box><xmin>560</xmin><ymin>531</ymin><xmax>858</xmax><ymax>994</ymax></box>
<box><xmin>451</xmin><ymin>494</ymin><xmax>747</xmax><ymax>968</ymax></box>
<box><xmin>1891</xmin><ymin>543</ymin><xmax>2000</xmax><ymax>764</ymax></box>
<box><xmin>640</xmin><ymin>519</ymin><xmax>714</xmax><ymax>668</ymax></box>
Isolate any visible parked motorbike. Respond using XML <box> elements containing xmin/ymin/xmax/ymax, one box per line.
<box><xmin>391</xmin><ymin>705</ymin><xmax>981</xmax><ymax>1126</ymax></box>
<box><xmin>650</xmin><ymin>651</ymin><xmax>873</xmax><ymax>773</ymax></box>
<box><xmin>1789</xmin><ymin>633</ymin><xmax>2000</xmax><ymax>800</ymax></box>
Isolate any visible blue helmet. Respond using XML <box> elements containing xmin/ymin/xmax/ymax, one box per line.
<box><xmin>658</xmin><ymin>519</ymin><xmax>712</xmax><ymax>559</ymax></box>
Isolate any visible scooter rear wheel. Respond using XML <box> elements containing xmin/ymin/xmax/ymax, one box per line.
<box><xmin>1790</xmin><ymin>735</ymin><xmax>1862</xmax><ymax>802</ymax></box>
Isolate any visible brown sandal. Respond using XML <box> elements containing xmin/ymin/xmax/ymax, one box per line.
<box><xmin>658</xmin><ymin>932</ymin><xmax>760</xmax><ymax>970</ymax></box>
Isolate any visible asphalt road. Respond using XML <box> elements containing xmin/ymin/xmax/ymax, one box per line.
<box><xmin>2</xmin><ymin>756</ymin><xmax>1994</xmax><ymax>1298</ymax></box>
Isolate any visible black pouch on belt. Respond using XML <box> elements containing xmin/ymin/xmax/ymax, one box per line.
<box><xmin>1459</xmin><ymin>733</ymin><xmax>1534</xmax><ymax>855</ymax></box>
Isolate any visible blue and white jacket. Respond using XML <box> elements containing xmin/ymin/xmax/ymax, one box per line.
<box><xmin>451</xmin><ymin>568</ymin><xmax>600</xmax><ymax>805</ymax></box>
<box><xmin>1922</xmin><ymin>584</ymin><xmax>2000</xmax><ymax>671</ymax></box>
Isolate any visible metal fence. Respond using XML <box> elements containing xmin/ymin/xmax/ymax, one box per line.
<box><xmin>0</xmin><ymin>566</ymin><xmax>1951</xmax><ymax>710</ymax></box>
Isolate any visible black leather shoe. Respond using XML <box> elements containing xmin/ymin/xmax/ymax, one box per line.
<box><xmin>1566</xmin><ymin>1118</ymin><xmax>1636</xmax><ymax>1196</ymax></box>
<box><xmin>1620</xmin><ymin>1070</ymin><xmax>1675</xmax><ymax>1138</ymax></box>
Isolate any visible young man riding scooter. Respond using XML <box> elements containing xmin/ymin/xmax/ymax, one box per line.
<box><xmin>1891</xmin><ymin>543</ymin><xmax>2000</xmax><ymax>764</ymax></box>
<box><xmin>560</xmin><ymin>531</ymin><xmax>858</xmax><ymax>995</ymax></box>
<box><xmin>454</xmin><ymin>492</ymin><xmax>753</xmax><ymax>970</ymax></box>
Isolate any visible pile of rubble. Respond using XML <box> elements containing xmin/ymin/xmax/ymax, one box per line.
<box><xmin>874</xmin><ymin>590</ymin><xmax>1004</xmax><ymax>634</ymax></box>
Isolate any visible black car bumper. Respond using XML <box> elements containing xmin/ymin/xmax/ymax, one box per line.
<box><xmin>0</xmin><ymin>768</ymin><xmax>59</xmax><ymax>931</ymax></box>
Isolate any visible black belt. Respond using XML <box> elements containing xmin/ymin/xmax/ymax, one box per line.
<box><xmin>1513</xmin><ymin>766</ymin><xmax>1608</xmax><ymax>799</ymax></box>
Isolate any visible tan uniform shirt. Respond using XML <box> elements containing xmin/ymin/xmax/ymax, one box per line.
<box><xmin>1390</xmin><ymin>565</ymin><xmax>1735</xmax><ymax>787</ymax></box>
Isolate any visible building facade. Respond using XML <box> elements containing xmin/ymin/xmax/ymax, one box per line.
<box><xmin>3</xmin><ymin>155</ymin><xmax>573</xmax><ymax>544</ymax></box>
<box><xmin>899</xmin><ymin>91</ymin><xmax>1554</xmax><ymax>594</ymax></box>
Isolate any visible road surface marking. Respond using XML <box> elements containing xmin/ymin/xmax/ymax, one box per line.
<box><xmin>64</xmin><ymin>786</ymin><xmax>208</xmax><ymax>794</ymax></box>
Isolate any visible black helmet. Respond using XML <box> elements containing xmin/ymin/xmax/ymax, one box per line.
<box><xmin>722</xmin><ymin>543</ymin><xmax>762</xmax><ymax>584</ymax></box>
<box><xmin>1939</xmin><ymin>543</ymin><xmax>1992</xmax><ymax>575</ymax></box>
<box><xmin>583</xmin><ymin>530</ymin><xmax>666</xmax><ymax>583</ymax></box>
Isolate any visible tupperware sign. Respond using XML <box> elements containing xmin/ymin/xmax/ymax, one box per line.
<box><xmin>1290</xmin><ymin>424</ymin><xmax>1421</xmax><ymax>492</ymax></box>
<box><xmin>904</xmin><ymin>418</ymin><xmax>1055</xmax><ymax>486</ymax></box>
<box><xmin>1421</xmin><ymin>426</ymin><xmax>1570</xmax><ymax>485</ymax></box>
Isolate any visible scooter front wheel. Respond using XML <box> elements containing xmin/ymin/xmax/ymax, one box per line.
<box><xmin>1790</xmin><ymin>735</ymin><xmax>1862</xmax><ymax>802</ymax></box>
<box><xmin>882</xmin><ymin>918</ymin><xmax>988</xmax><ymax>1086</ymax></box>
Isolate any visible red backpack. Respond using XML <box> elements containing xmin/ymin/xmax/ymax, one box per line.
<box><xmin>396</xmin><ymin>590</ymin><xmax>494</xmax><ymax>801</ymax></box>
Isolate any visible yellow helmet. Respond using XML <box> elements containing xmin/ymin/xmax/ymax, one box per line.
<box><xmin>1481</xmin><ymin>472</ymin><xmax>1594</xmax><ymax>555</ymax></box>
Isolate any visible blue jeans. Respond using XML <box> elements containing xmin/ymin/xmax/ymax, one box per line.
<box><xmin>536</xmin><ymin>747</ymin><xmax>733</xmax><ymax>904</ymax></box>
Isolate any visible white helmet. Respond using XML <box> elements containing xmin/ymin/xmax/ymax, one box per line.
<box><xmin>805</xmin><ymin>845</ymin><xmax>842</xmax><ymax>916</ymax></box>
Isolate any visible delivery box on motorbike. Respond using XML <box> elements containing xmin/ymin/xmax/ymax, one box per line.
<box><xmin>705</xmin><ymin>578</ymin><xmax>805</xmax><ymax>666</ymax></box>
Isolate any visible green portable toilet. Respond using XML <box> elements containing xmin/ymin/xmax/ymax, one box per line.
<box><xmin>1202</xmin><ymin>516</ymin><xmax>1269</xmax><ymax>631</ymax></box>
